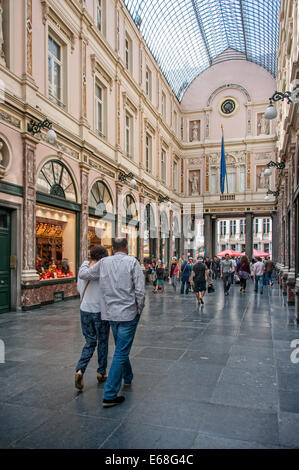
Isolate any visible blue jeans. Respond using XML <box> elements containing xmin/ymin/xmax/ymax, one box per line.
<box><xmin>255</xmin><ymin>275</ymin><xmax>264</xmax><ymax>293</ymax></box>
<box><xmin>104</xmin><ymin>314</ymin><xmax>140</xmax><ymax>400</ymax></box>
<box><xmin>265</xmin><ymin>271</ymin><xmax>272</xmax><ymax>285</ymax></box>
<box><xmin>76</xmin><ymin>310</ymin><xmax>110</xmax><ymax>375</ymax></box>
<box><xmin>181</xmin><ymin>280</ymin><xmax>190</xmax><ymax>294</ymax></box>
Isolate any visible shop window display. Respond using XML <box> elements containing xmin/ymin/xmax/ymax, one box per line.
<box><xmin>88</xmin><ymin>217</ymin><xmax>113</xmax><ymax>255</ymax></box>
<box><xmin>36</xmin><ymin>205</ymin><xmax>76</xmax><ymax>280</ymax></box>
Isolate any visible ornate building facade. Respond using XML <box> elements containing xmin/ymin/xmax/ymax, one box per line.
<box><xmin>274</xmin><ymin>0</ymin><xmax>299</xmax><ymax>317</ymax></box>
<box><xmin>0</xmin><ymin>0</ymin><xmax>277</xmax><ymax>310</ymax></box>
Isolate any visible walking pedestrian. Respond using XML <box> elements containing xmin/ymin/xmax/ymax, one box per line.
<box><xmin>79</xmin><ymin>238</ymin><xmax>145</xmax><ymax>408</ymax></box>
<box><xmin>265</xmin><ymin>256</ymin><xmax>274</xmax><ymax>286</ymax></box>
<box><xmin>237</xmin><ymin>255</ymin><xmax>251</xmax><ymax>293</ymax></box>
<box><xmin>190</xmin><ymin>256</ymin><xmax>210</xmax><ymax>305</ymax></box>
<box><xmin>75</xmin><ymin>245</ymin><xmax>110</xmax><ymax>391</ymax></box>
<box><xmin>180</xmin><ymin>259</ymin><xmax>192</xmax><ymax>294</ymax></box>
<box><xmin>253</xmin><ymin>257</ymin><xmax>265</xmax><ymax>294</ymax></box>
<box><xmin>231</xmin><ymin>257</ymin><xmax>237</xmax><ymax>284</ymax></box>
<box><xmin>153</xmin><ymin>260</ymin><xmax>165</xmax><ymax>294</ymax></box>
<box><xmin>169</xmin><ymin>257</ymin><xmax>180</xmax><ymax>292</ymax></box>
<box><xmin>220</xmin><ymin>254</ymin><xmax>233</xmax><ymax>296</ymax></box>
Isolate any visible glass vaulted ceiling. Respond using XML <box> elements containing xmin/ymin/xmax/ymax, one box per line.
<box><xmin>123</xmin><ymin>0</ymin><xmax>281</xmax><ymax>101</ymax></box>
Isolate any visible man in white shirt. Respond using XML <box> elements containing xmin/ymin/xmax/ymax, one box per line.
<box><xmin>253</xmin><ymin>257</ymin><xmax>265</xmax><ymax>294</ymax></box>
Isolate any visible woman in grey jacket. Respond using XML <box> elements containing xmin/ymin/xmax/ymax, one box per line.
<box><xmin>75</xmin><ymin>245</ymin><xmax>110</xmax><ymax>391</ymax></box>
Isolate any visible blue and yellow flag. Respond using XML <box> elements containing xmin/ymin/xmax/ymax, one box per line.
<box><xmin>220</xmin><ymin>130</ymin><xmax>226</xmax><ymax>194</ymax></box>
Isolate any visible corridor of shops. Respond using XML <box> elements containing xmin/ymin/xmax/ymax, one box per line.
<box><xmin>0</xmin><ymin>278</ymin><xmax>298</xmax><ymax>449</ymax></box>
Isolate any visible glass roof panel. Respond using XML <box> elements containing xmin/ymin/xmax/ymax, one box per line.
<box><xmin>123</xmin><ymin>0</ymin><xmax>281</xmax><ymax>101</ymax></box>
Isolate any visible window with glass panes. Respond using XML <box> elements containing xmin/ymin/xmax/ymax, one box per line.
<box><xmin>162</xmin><ymin>92</ymin><xmax>166</xmax><ymax>120</ymax></box>
<box><xmin>125</xmin><ymin>35</ymin><xmax>132</xmax><ymax>72</ymax></box>
<box><xmin>96</xmin><ymin>0</ymin><xmax>102</xmax><ymax>32</ymax></box>
<box><xmin>161</xmin><ymin>149</ymin><xmax>166</xmax><ymax>183</ymax></box>
<box><xmin>95</xmin><ymin>82</ymin><xmax>105</xmax><ymax>136</ymax></box>
<box><xmin>263</xmin><ymin>218</ymin><xmax>270</xmax><ymax>233</ymax></box>
<box><xmin>220</xmin><ymin>221</ymin><xmax>227</xmax><ymax>235</ymax></box>
<box><xmin>173</xmin><ymin>160</ymin><xmax>178</xmax><ymax>191</ymax></box>
<box><xmin>145</xmin><ymin>66</ymin><xmax>152</xmax><ymax>99</ymax></box>
<box><xmin>230</xmin><ymin>220</ymin><xmax>236</xmax><ymax>235</ymax></box>
<box><xmin>240</xmin><ymin>219</ymin><xmax>245</xmax><ymax>234</ymax></box>
<box><xmin>145</xmin><ymin>133</ymin><xmax>152</xmax><ymax>172</ymax></box>
<box><xmin>48</xmin><ymin>35</ymin><xmax>62</xmax><ymax>105</ymax></box>
<box><xmin>125</xmin><ymin>113</ymin><xmax>133</xmax><ymax>157</ymax></box>
<box><xmin>255</xmin><ymin>218</ymin><xmax>259</xmax><ymax>233</ymax></box>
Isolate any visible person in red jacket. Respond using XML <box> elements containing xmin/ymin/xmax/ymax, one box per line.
<box><xmin>237</xmin><ymin>255</ymin><xmax>251</xmax><ymax>294</ymax></box>
<box><xmin>169</xmin><ymin>257</ymin><xmax>180</xmax><ymax>292</ymax></box>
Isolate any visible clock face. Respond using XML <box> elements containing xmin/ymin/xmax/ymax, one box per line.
<box><xmin>221</xmin><ymin>99</ymin><xmax>236</xmax><ymax>114</ymax></box>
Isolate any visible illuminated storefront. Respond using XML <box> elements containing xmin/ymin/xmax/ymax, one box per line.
<box><xmin>88</xmin><ymin>180</ymin><xmax>115</xmax><ymax>255</ymax></box>
<box><xmin>160</xmin><ymin>211</ymin><xmax>170</xmax><ymax>266</ymax></box>
<box><xmin>144</xmin><ymin>204</ymin><xmax>157</xmax><ymax>261</ymax></box>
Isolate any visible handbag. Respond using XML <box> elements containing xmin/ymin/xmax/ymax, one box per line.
<box><xmin>239</xmin><ymin>270</ymin><xmax>250</xmax><ymax>280</ymax></box>
<box><xmin>208</xmin><ymin>283</ymin><xmax>215</xmax><ymax>293</ymax></box>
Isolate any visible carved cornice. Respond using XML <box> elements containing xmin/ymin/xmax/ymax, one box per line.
<box><xmin>41</xmin><ymin>0</ymin><xmax>77</xmax><ymax>52</ymax></box>
<box><xmin>90</xmin><ymin>54</ymin><xmax>113</xmax><ymax>91</ymax></box>
<box><xmin>122</xmin><ymin>92</ymin><xmax>138</xmax><ymax>115</ymax></box>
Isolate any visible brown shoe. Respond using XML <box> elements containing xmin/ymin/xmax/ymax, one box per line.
<box><xmin>75</xmin><ymin>371</ymin><xmax>84</xmax><ymax>390</ymax></box>
<box><xmin>97</xmin><ymin>373</ymin><xmax>108</xmax><ymax>383</ymax></box>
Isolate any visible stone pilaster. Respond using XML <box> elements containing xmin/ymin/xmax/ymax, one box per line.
<box><xmin>80</xmin><ymin>162</ymin><xmax>89</xmax><ymax>264</ymax></box>
<box><xmin>271</xmin><ymin>211</ymin><xmax>278</xmax><ymax>263</ymax></box>
<box><xmin>139</xmin><ymin>194</ymin><xmax>145</xmax><ymax>264</ymax></box>
<box><xmin>245</xmin><ymin>212</ymin><xmax>253</xmax><ymax>260</ymax></box>
<box><xmin>22</xmin><ymin>134</ymin><xmax>39</xmax><ymax>282</ymax></box>
<box><xmin>204</xmin><ymin>213</ymin><xmax>212</xmax><ymax>258</ymax></box>
<box><xmin>287</xmin><ymin>269</ymin><xmax>296</xmax><ymax>305</ymax></box>
<box><xmin>169</xmin><ymin>209</ymin><xmax>173</xmax><ymax>258</ymax></box>
<box><xmin>156</xmin><ymin>205</ymin><xmax>160</xmax><ymax>260</ymax></box>
<box><xmin>295</xmin><ymin>277</ymin><xmax>299</xmax><ymax>322</ymax></box>
<box><xmin>115</xmin><ymin>181</ymin><xmax>123</xmax><ymax>238</ymax></box>
<box><xmin>282</xmin><ymin>267</ymin><xmax>288</xmax><ymax>296</ymax></box>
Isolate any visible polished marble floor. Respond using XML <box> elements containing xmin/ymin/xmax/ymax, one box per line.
<box><xmin>0</xmin><ymin>279</ymin><xmax>299</xmax><ymax>449</ymax></box>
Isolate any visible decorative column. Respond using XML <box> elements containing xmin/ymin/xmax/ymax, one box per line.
<box><xmin>139</xmin><ymin>194</ymin><xmax>145</xmax><ymax>264</ymax></box>
<box><xmin>245</xmin><ymin>212</ymin><xmax>253</xmax><ymax>260</ymax></box>
<box><xmin>169</xmin><ymin>209</ymin><xmax>173</xmax><ymax>258</ymax></box>
<box><xmin>26</xmin><ymin>0</ymin><xmax>33</xmax><ymax>76</ymax></box>
<box><xmin>156</xmin><ymin>205</ymin><xmax>160</xmax><ymax>260</ymax></box>
<box><xmin>271</xmin><ymin>211</ymin><xmax>278</xmax><ymax>263</ymax></box>
<box><xmin>180</xmin><ymin>207</ymin><xmax>185</xmax><ymax>258</ymax></box>
<box><xmin>204</xmin><ymin>213</ymin><xmax>212</xmax><ymax>258</ymax></box>
<box><xmin>0</xmin><ymin>0</ymin><xmax>6</xmax><ymax>66</ymax></box>
<box><xmin>211</xmin><ymin>216</ymin><xmax>217</xmax><ymax>257</ymax></box>
<box><xmin>80</xmin><ymin>162</ymin><xmax>89</xmax><ymax>264</ymax></box>
<box><xmin>115</xmin><ymin>181</ymin><xmax>123</xmax><ymax>238</ymax></box>
<box><xmin>22</xmin><ymin>135</ymin><xmax>39</xmax><ymax>282</ymax></box>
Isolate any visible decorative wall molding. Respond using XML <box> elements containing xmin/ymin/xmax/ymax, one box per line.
<box><xmin>207</xmin><ymin>83</ymin><xmax>251</xmax><ymax>107</ymax></box>
<box><xmin>88</xmin><ymin>159</ymin><xmax>115</xmax><ymax>178</ymax></box>
<box><xmin>144</xmin><ymin>118</ymin><xmax>155</xmax><ymax>135</ymax></box>
<box><xmin>122</xmin><ymin>91</ymin><xmax>138</xmax><ymax>115</ymax></box>
<box><xmin>0</xmin><ymin>110</ymin><xmax>21</xmax><ymax>128</ymax></box>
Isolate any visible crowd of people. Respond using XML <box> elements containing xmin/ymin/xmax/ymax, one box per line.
<box><xmin>74</xmin><ymin>241</ymin><xmax>274</xmax><ymax>408</ymax></box>
<box><xmin>145</xmin><ymin>253</ymin><xmax>275</xmax><ymax>299</ymax></box>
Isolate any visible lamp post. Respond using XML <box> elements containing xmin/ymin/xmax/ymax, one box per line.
<box><xmin>27</xmin><ymin>118</ymin><xmax>57</xmax><ymax>144</ymax></box>
<box><xmin>264</xmin><ymin>87</ymin><xmax>299</xmax><ymax>120</ymax></box>
<box><xmin>118</xmin><ymin>170</ymin><xmax>137</xmax><ymax>188</ymax></box>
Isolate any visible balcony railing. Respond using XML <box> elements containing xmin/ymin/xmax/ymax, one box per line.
<box><xmin>220</xmin><ymin>194</ymin><xmax>235</xmax><ymax>201</ymax></box>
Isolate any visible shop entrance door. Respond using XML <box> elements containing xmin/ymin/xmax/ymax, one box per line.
<box><xmin>0</xmin><ymin>209</ymin><xmax>11</xmax><ymax>313</ymax></box>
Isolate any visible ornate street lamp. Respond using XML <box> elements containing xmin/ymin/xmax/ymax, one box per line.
<box><xmin>27</xmin><ymin>118</ymin><xmax>57</xmax><ymax>144</ymax></box>
<box><xmin>264</xmin><ymin>87</ymin><xmax>299</xmax><ymax>120</ymax></box>
<box><xmin>118</xmin><ymin>170</ymin><xmax>137</xmax><ymax>188</ymax></box>
<box><xmin>266</xmin><ymin>189</ymin><xmax>280</xmax><ymax>197</ymax></box>
<box><xmin>158</xmin><ymin>195</ymin><xmax>171</xmax><ymax>207</ymax></box>
<box><xmin>264</xmin><ymin>160</ymin><xmax>285</xmax><ymax>176</ymax></box>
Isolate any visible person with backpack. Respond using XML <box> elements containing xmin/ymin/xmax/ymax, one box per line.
<box><xmin>75</xmin><ymin>245</ymin><xmax>110</xmax><ymax>391</ymax></box>
<box><xmin>180</xmin><ymin>259</ymin><xmax>192</xmax><ymax>294</ymax></box>
<box><xmin>190</xmin><ymin>256</ymin><xmax>210</xmax><ymax>305</ymax></box>
<box><xmin>237</xmin><ymin>255</ymin><xmax>251</xmax><ymax>293</ymax></box>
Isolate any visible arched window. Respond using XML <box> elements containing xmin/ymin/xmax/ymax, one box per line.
<box><xmin>144</xmin><ymin>204</ymin><xmax>155</xmax><ymax>231</ymax></box>
<box><xmin>124</xmin><ymin>194</ymin><xmax>138</xmax><ymax>220</ymax></box>
<box><xmin>173</xmin><ymin>216</ymin><xmax>180</xmax><ymax>238</ymax></box>
<box><xmin>89</xmin><ymin>180</ymin><xmax>114</xmax><ymax>216</ymax></box>
<box><xmin>37</xmin><ymin>160</ymin><xmax>77</xmax><ymax>202</ymax></box>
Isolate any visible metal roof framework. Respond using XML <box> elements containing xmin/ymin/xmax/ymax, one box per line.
<box><xmin>123</xmin><ymin>0</ymin><xmax>281</xmax><ymax>101</ymax></box>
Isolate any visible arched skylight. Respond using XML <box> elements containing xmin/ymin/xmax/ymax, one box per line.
<box><xmin>123</xmin><ymin>0</ymin><xmax>281</xmax><ymax>101</ymax></box>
